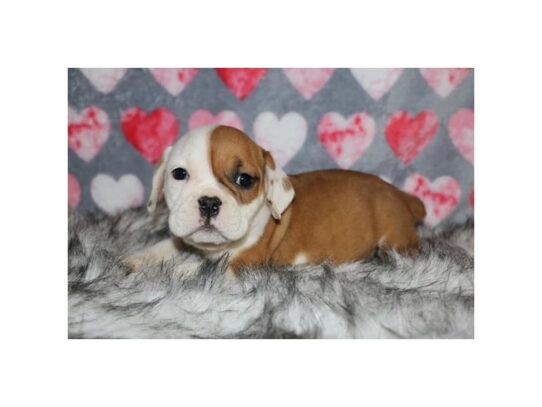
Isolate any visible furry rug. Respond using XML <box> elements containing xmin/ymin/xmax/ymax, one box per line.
<box><xmin>68</xmin><ymin>206</ymin><xmax>474</xmax><ymax>339</ymax></box>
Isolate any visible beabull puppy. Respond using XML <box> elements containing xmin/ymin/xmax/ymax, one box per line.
<box><xmin>125</xmin><ymin>125</ymin><xmax>426</xmax><ymax>274</ymax></box>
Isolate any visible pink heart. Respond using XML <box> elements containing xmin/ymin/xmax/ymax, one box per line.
<box><xmin>254</xmin><ymin>112</ymin><xmax>307</xmax><ymax>167</ymax></box>
<box><xmin>403</xmin><ymin>173</ymin><xmax>461</xmax><ymax>226</ymax></box>
<box><xmin>318</xmin><ymin>112</ymin><xmax>376</xmax><ymax>169</ymax></box>
<box><xmin>150</xmin><ymin>68</ymin><xmax>198</xmax><ymax>96</ymax></box>
<box><xmin>68</xmin><ymin>106</ymin><xmax>110</xmax><ymax>162</ymax></box>
<box><xmin>469</xmin><ymin>189</ymin><xmax>474</xmax><ymax>208</ymax></box>
<box><xmin>188</xmin><ymin>109</ymin><xmax>243</xmax><ymax>131</ymax></box>
<box><xmin>419</xmin><ymin>68</ymin><xmax>471</xmax><ymax>98</ymax></box>
<box><xmin>121</xmin><ymin>107</ymin><xmax>180</xmax><ymax>164</ymax></box>
<box><xmin>90</xmin><ymin>174</ymin><xmax>145</xmax><ymax>215</ymax></box>
<box><xmin>215</xmin><ymin>68</ymin><xmax>267</xmax><ymax>99</ymax></box>
<box><xmin>283</xmin><ymin>68</ymin><xmax>335</xmax><ymax>99</ymax></box>
<box><xmin>350</xmin><ymin>68</ymin><xmax>403</xmax><ymax>100</ymax></box>
<box><xmin>385</xmin><ymin>111</ymin><xmax>439</xmax><ymax>164</ymax></box>
<box><xmin>80</xmin><ymin>68</ymin><xmax>127</xmax><ymax>93</ymax></box>
<box><xmin>448</xmin><ymin>108</ymin><xmax>474</xmax><ymax>164</ymax></box>
<box><xmin>68</xmin><ymin>173</ymin><xmax>81</xmax><ymax>207</ymax></box>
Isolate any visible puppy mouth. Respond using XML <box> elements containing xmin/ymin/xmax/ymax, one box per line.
<box><xmin>183</xmin><ymin>221</ymin><xmax>231</xmax><ymax>247</ymax></box>
<box><xmin>199</xmin><ymin>223</ymin><xmax>221</xmax><ymax>234</ymax></box>
<box><xmin>201</xmin><ymin>218</ymin><xmax>215</xmax><ymax>229</ymax></box>
<box><xmin>198</xmin><ymin>217</ymin><xmax>223</xmax><ymax>233</ymax></box>
<box><xmin>168</xmin><ymin>207</ymin><xmax>246</xmax><ymax>248</ymax></box>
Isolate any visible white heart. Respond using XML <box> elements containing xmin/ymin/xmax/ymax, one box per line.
<box><xmin>90</xmin><ymin>174</ymin><xmax>145</xmax><ymax>215</ymax></box>
<box><xmin>282</xmin><ymin>68</ymin><xmax>335</xmax><ymax>99</ymax></box>
<box><xmin>254</xmin><ymin>112</ymin><xmax>307</xmax><ymax>167</ymax></box>
<box><xmin>419</xmin><ymin>68</ymin><xmax>471</xmax><ymax>98</ymax></box>
<box><xmin>188</xmin><ymin>109</ymin><xmax>243</xmax><ymax>131</ymax></box>
<box><xmin>350</xmin><ymin>68</ymin><xmax>403</xmax><ymax>100</ymax></box>
<box><xmin>448</xmin><ymin>108</ymin><xmax>474</xmax><ymax>164</ymax></box>
<box><xmin>80</xmin><ymin>68</ymin><xmax>127</xmax><ymax>93</ymax></box>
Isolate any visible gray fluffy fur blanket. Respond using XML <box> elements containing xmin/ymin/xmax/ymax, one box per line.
<box><xmin>68</xmin><ymin>206</ymin><xmax>474</xmax><ymax>339</ymax></box>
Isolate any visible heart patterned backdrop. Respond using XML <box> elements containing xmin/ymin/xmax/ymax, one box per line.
<box><xmin>68</xmin><ymin>68</ymin><xmax>474</xmax><ymax>227</ymax></box>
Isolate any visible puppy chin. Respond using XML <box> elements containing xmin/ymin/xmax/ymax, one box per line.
<box><xmin>168</xmin><ymin>210</ymin><xmax>249</xmax><ymax>251</ymax></box>
<box><xmin>187</xmin><ymin>227</ymin><xmax>229</xmax><ymax>246</ymax></box>
<box><xmin>168</xmin><ymin>219</ymin><xmax>237</xmax><ymax>251</ymax></box>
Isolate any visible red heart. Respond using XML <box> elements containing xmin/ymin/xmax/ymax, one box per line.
<box><xmin>121</xmin><ymin>107</ymin><xmax>179</xmax><ymax>164</ymax></box>
<box><xmin>68</xmin><ymin>106</ymin><xmax>110</xmax><ymax>162</ymax></box>
<box><xmin>470</xmin><ymin>189</ymin><xmax>474</xmax><ymax>208</ymax></box>
<box><xmin>385</xmin><ymin>111</ymin><xmax>439</xmax><ymax>164</ymax></box>
<box><xmin>318</xmin><ymin>112</ymin><xmax>375</xmax><ymax>169</ymax></box>
<box><xmin>403</xmin><ymin>173</ymin><xmax>461</xmax><ymax>226</ymax></box>
<box><xmin>215</xmin><ymin>68</ymin><xmax>267</xmax><ymax>99</ymax></box>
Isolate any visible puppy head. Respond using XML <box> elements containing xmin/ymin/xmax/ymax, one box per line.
<box><xmin>147</xmin><ymin>125</ymin><xmax>294</xmax><ymax>251</ymax></box>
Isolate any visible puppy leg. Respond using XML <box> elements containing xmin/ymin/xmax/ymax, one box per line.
<box><xmin>121</xmin><ymin>238</ymin><xmax>182</xmax><ymax>272</ymax></box>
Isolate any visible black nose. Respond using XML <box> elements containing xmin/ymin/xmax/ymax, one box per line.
<box><xmin>198</xmin><ymin>196</ymin><xmax>222</xmax><ymax>218</ymax></box>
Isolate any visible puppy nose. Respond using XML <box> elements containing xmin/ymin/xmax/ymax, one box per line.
<box><xmin>198</xmin><ymin>196</ymin><xmax>222</xmax><ymax>218</ymax></box>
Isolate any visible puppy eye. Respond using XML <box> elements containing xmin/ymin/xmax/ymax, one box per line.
<box><xmin>171</xmin><ymin>168</ymin><xmax>188</xmax><ymax>180</ymax></box>
<box><xmin>234</xmin><ymin>173</ymin><xmax>254</xmax><ymax>188</ymax></box>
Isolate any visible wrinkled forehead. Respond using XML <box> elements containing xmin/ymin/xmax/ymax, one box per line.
<box><xmin>168</xmin><ymin>125</ymin><xmax>265</xmax><ymax>177</ymax></box>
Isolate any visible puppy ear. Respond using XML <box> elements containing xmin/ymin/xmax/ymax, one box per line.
<box><xmin>263</xmin><ymin>151</ymin><xmax>295</xmax><ymax>220</ymax></box>
<box><xmin>147</xmin><ymin>146</ymin><xmax>172</xmax><ymax>213</ymax></box>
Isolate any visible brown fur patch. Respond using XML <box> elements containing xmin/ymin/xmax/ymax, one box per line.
<box><xmin>230</xmin><ymin>169</ymin><xmax>425</xmax><ymax>273</ymax></box>
<box><xmin>206</xmin><ymin>126</ymin><xmax>425</xmax><ymax>274</ymax></box>
<box><xmin>209</xmin><ymin>126</ymin><xmax>266</xmax><ymax>204</ymax></box>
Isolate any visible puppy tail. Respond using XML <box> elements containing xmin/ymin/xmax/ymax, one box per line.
<box><xmin>401</xmin><ymin>192</ymin><xmax>426</xmax><ymax>224</ymax></box>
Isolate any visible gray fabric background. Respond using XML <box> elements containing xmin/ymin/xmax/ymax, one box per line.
<box><xmin>68</xmin><ymin>68</ymin><xmax>474</xmax><ymax>226</ymax></box>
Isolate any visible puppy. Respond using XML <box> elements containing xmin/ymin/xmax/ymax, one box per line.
<box><xmin>125</xmin><ymin>125</ymin><xmax>426</xmax><ymax>274</ymax></box>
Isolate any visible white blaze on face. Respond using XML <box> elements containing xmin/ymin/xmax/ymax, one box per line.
<box><xmin>163</xmin><ymin>125</ymin><xmax>265</xmax><ymax>250</ymax></box>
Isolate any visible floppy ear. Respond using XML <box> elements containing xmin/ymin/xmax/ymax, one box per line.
<box><xmin>147</xmin><ymin>146</ymin><xmax>172</xmax><ymax>213</ymax></box>
<box><xmin>263</xmin><ymin>151</ymin><xmax>295</xmax><ymax>220</ymax></box>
